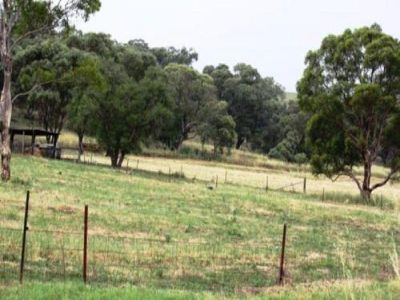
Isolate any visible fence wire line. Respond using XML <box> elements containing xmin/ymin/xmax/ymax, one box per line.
<box><xmin>1</xmin><ymin>191</ymin><xmax>399</xmax><ymax>289</ymax></box>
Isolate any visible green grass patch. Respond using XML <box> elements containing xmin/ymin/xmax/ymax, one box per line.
<box><xmin>0</xmin><ymin>156</ymin><xmax>399</xmax><ymax>297</ymax></box>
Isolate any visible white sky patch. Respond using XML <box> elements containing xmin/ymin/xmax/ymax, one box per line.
<box><xmin>75</xmin><ymin>0</ymin><xmax>400</xmax><ymax>91</ymax></box>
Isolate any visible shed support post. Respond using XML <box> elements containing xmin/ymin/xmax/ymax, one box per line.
<box><xmin>31</xmin><ymin>133</ymin><xmax>36</xmax><ymax>155</ymax></box>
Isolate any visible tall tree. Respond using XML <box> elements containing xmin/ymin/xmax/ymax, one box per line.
<box><xmin>197</xmin><ymin>100</ymin><xmax>236</xmax><ymax>156</ymax></box>
<box><xmin>15</xmin><ymin>38</ymin><xmax>103</xmax><ymax>145</ymax></box>
<box><xmin>297</xmin><ymin>24</ymin><xmax>400</xmax><ymax>201</ymax></box>
<box><xmin>213</xmin><ymin>63</ymin><xmax>284</xmax><ymax>150</ymax></box>
<box><xmin>66</xmin><ymin>56</ymin><xmax>105</xmax><ymax>161</ymax></box>
<box><xmin>93</xmin><ymin>64</ymin><xmax>173</xmax><ymax>167</ymax></box>
<box><xmin>203</xmin><ymin>64</ymin><xmax>233</xmax><ymax>99</ymax></box>
<box><xmin>163</xmin><ymin>64</ymin><xmax>218</xmax><ymax>149</ymax></box>
<box><xmin>268</xmin><ymin>100</ymin><xmax>308</xmax><ymax>162</ymax></box>
<box><xmin>0</xmin><ymin>0</ymin><xmax>100</xmax><ymax>180</ymax></box>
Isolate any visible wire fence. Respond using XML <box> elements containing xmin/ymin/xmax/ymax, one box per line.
<box><xmin>61</xmin><ymin>150</ymin><xmax>311</xmax><ymax>195</ymax></box>
<box><xmin>1</xmin><ymin>191</ymin><xmax>399</xmax><ymax>292</ymax></box>
<box><xmin>60</xmin><ymin>150</ymin><xmax>396</xmax><ymax>209</ymax></box>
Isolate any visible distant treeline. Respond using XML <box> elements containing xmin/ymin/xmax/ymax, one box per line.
<box><xmin>8</xmin><ymin>32</ymin><xmax>308</xmax><ymax>167</ymax></box>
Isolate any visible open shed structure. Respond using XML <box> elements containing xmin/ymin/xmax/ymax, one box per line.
<box><xmin>10</xmin><ymin>128</ymin><xmax>61</xmax><ymax>158</ymax></box>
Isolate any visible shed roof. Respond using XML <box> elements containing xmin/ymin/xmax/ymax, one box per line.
<box><xmin>10</xmin><ymin>128</ymin><xmax>59</xmax><ymax>137</ymax></box>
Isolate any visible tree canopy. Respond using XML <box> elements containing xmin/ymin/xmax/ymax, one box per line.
<box><xmin>206</xmin><ymin>63</ymin><xmax>286</xmax><ymax>151</ymax></box>
<box><xmin>298</xmin><ymin>24</ymin><xmax>400</xmax><ymax>200</ymax></box>
<box><xmin>0</xmin><ymin>0</ymin><xmax>101</xmax><ymax>180</ymax></box>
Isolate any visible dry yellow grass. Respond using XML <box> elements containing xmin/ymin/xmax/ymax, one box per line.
<box><xmin>60</xmin><ymin>148</ymin><xmax>400</xmax><ymax>207</ymax></box>
<box><xmin>29</xmin><ymin>129</ymin><xmax>394</xmax><ymax>208</ymax></box>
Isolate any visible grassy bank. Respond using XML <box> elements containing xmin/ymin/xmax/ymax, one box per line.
<box><xmin>1</xmin><ymin>280</ymin><xmax>400</xmax><ymax>299</ymax></box>
<box><xmin>0</xmin><ymin>156</ymin><xmax>399</xmax><ymax>297</ymax></box>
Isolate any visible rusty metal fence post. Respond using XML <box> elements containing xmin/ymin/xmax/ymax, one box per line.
<box><xmin>83</xmin><ymin>205</ymin><xmax>88</xmax><ymax>284</ymax></box>
<box><xmin>19</xmin><ymin>191</ymin><xmax>30</xmax><ymax>284</ymax></box>
<box><xmin>278</xmin><ymin>224</ymin><xmax>287</xmax><ymax>285</ymax></box>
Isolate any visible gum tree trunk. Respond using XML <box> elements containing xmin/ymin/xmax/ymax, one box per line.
<box><xmin>0</xmin><ymin>71</ymin><xmax>12</xmax><ymax>181</ymax></box>
<box><xmin>0</xmin><ymin>1</ymin><xmax>15</xmax><ymax>182</ymax></box>
<box><xmin>360</xmin><ymin>158</ymin><xmax>372</xmax><ymax>202</ymax></box>
<box><xmin>236</xmin><ymin>136</ymin><xmax>245</xmax><ymax>149</ymax></box>
<box><xmin>77</xmin><ymin>133</ymin><xmax>84</xmax><ymax>162</ymax></box>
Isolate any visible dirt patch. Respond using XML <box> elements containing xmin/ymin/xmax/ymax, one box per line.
<box><xmin>48</xmin><ymin>205</ymin><xmax>77</xmax><ymax>215</ymax></box>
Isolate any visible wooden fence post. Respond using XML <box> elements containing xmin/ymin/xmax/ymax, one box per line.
<box><xmin>225</xmin><ymin>170</ymin><xmax>228</xmax><ymax>184</ymax></box>
<box><xmin>303</xmin><ymin>178</ymin><xmax>307</xmax><ymax>194</ymax></box>
<box><xmin>83</xmin><ymin>205</ymin><xmax>88</xmax><ymax>284</ymax></box>
<box><xmin>278</xmin><ymin>224</ymin><xmax>287</xmax><ymax>285</ymax></box>
<box><xmin>322</xmin><ymin>188</ymin><xmax>325</xmax><ymax>202</ymax></box>
<box><xmin>19</xmin><ymin>191</ymin><xmax>30</xmax><ymax>284</ymax></box>
<box><xmin>215</xmin><ymin>175</ymin><xmax>218</xmax><ymax>189</ymax></box>
<box><xmin>266</xmin><ymin>175</ymin><xmax>269</xmax><ymax>191</ymax></box>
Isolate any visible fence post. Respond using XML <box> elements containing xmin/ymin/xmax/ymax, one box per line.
<box><xmin>278</xmin><ymin>224</ymin><xmax>287</xmax><ymax>285</ymax></box>
<box><xmin>126</xmin><ymin>159</ymin><xmax>129</xmax><ymax>174</ymax></box>
<box><xmin>215</xmin><ymin>175</ymin><xmax>218</xmax><ymax>189</ymax></box>
<box><xmin>83</xmin><ymin>205</ymin><xmax>88</xmax><ymax>284</ymax></box>
<box><xmin>322</xmin><ymin>188</ymin><xmax>325</xmax><ymax>202</ymax></box>
<box><xmin>136</xmin><ymin>159</ymin><xmax>140</xmax><ymax>170</ymax></box>
<box><xmin>225</xmin><ymin>170</ymin><xmax>228</xmax><ymax>184</ymax></box>
<box><xmin>19</xmin><ymin>191</ymin><xmax>30</xmax><ymax>284</ymax></box>
<box><xmin>303</xmin><ymin>178</ymin><xmax>307</xmax><ymax>194</ymax></box>
<box><xmin>266</xmin><ymin>175</ymin><xmax>269</xmax><ymax>191</ymax></box>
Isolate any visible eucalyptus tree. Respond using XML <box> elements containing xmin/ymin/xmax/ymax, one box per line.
<box><xmin>297</xmin><ymin>24</ymin><xmax>400</xmax><ymax>201</ymax></box>
<box><xmin>197</xmin><ymin>100</ymin><xmax>236</xmax><ymax>156</ymax></box>
<box><xmin>208</xmin><ymin>63</ymin><xmax>285</xmax><ymax>150</ymax></box>
<box><xmin>163</xmin><ymin>64</ymin><xmax>219</xmax><ymax>149</ymax></box>
<box><xmin>92</xmin><ymin>63</ymin><xmax>173</xmax><ymax>167</ymax></box>
<box><xmin>15</xmin><ymin>38</ymin><xmax>104</xmax><ymax>145</ymax></box>
<box><xmin>0</xmin><ymin>0</ymin><xmax>100</xmax><ymax>180</ymax></box>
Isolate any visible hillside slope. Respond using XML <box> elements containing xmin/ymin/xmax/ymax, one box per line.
<box><xmin>0</xmin><ymin>156</ymin><xmax>399</xmax><ymax>298</ymax></box>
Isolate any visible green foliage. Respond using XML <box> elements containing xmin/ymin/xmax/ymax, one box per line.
<box><xmin>14</xmin><ymin>37</ymin><xmax>104</xmax><ymax>138</ymax></box>
<box><xmin>162</xmin><ymin>64</ymin><xmax>219</xmax><ymax>149</ymax></box>
<box><xmin>298</xmin><ymin>24</ymin><xmax>400</xmax><ymax>199</ymax></box>
<box><xmin>293</xmin><ymin>153</ymin><xmax>308</xmax><ymax>165</ymax></box>
<box><xmin>150</xmin><ymin>46</ymin><xmax>198</xmax><ymax>67</ymax></box>
<box><xmin>206</xmin><ymin>63</ymin><xmax>285</xmax><ymax>151</ymax></box>
<box><xmin>198</xmin><ymin>101</ymin><xmax>236</xmax><ymax>155</ymax></box>
<box><xmin>268</xmin><ymin>101</ymin><xmax>308</xmax><ymax>162</ymax></box>
<box><xmin>66</xmin><ymin>32</ymin><xmax>116</xmax><ymax>58</ymax></box>
<box><xmin>92</xmin><ymin>61</ymin><xmax>173</xmax><ymax>167</ymax></box>
<box><xmin>12</xmin><ymin>0</ymin><xmax>101</xmax><ymax>37</ymax></box>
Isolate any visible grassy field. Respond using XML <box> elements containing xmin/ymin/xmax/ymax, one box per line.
<box><xmin>0</xmin><ymin>155</ymin><xmax>400</xmax><ymax>299</ymax></box>
<box><xmin>51</xmin><ymin>130</ymin><xmax>400</xmax><ymax>204</ymax></box>
<box><xmin>285</xmin><ymin>92</ymin><xmax>297</xmax><ymax>101</ymax></box>
<box><xmin>60</xmin><ymin>149</ymin><xmax>400</xmax><ymax>208</ymax></box>
<box><xmin>1</xmin><ymin>280</ymin><xmax>400</xmax><ymax>299</ymax></box>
